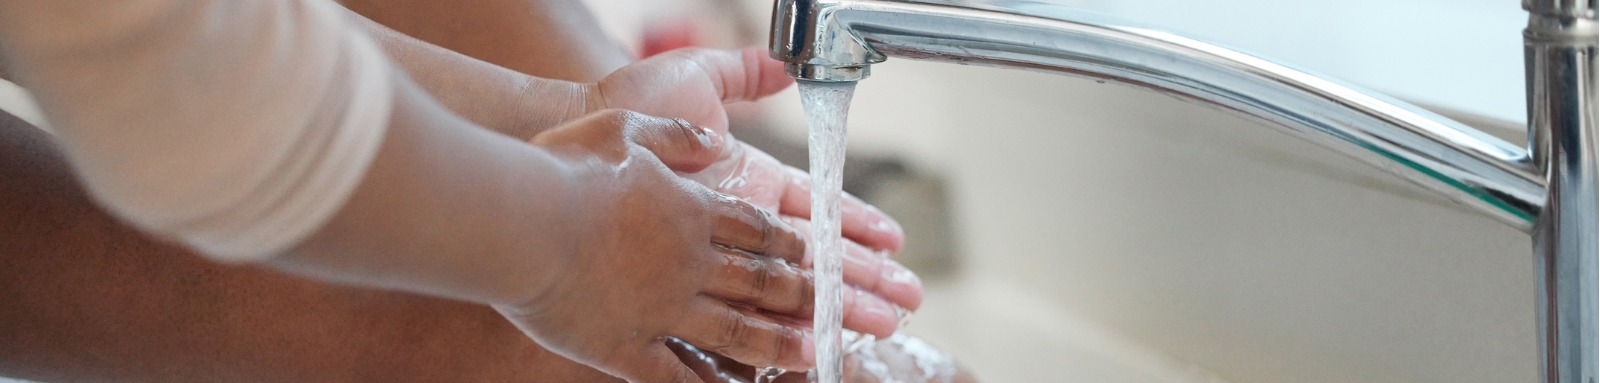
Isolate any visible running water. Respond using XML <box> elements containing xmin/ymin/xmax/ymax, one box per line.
<box><xmin>797</xmin><ymin>80</ymin><xmax>856</xmax><ymax>383</ymax></box>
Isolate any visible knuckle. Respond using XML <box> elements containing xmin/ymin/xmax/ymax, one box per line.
<box><xmin>605</xmin><ymin>110</ymin><xmax>651</xmax><ymax>137</ymax></box>
<box><xmin>591</xmin><ymin>108</ymin><xmax>636</xmax><ymax>124</ymax></box>
<box><xmin>716</xmin><ymin>312</ymin><xmax>750</xmax><ymax>350</ymax></box>
<box><xmin>771</xmin><ymin>262</ymin><xmax>805</xmax><ymax>310</ymax></box>
<box><xmin>753</xmin><ymin>207</ymin><xmax>777</xmax><ymax>252</ymax></box>
<box><xmin>798</xmin><ymin>273</ymin><xmax>816</xmax><ymax>315</ymax></box>
<box><xmin>770</xmin><ymin>327</ymin><xmax>795</xmax><ymax>363</ymax></box>
<box><xmin>581</xmin><ymin>109</ymin><xmax>634</xmax><ymax>141</ymax></box>
<box><xmin>747</xmin><ymin>259</ymin><xmax>773</xmax><ymax>298</ymax></box>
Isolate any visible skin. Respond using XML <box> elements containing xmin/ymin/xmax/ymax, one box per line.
<box><xmin>346</xmin><ymin>15</ymin><xmax>916</xmax><ymax>274</ymax></box>
<box><xmin>0</xmin><ymin>1</ymin><xmax>964</xmax><ymax>381</ymax></box>
<box><xmin>345</xmin><ymin>13</ymin><xmax>923</xmax><ymax>325</ymax></box>
<box><xmin>338</xmin><ymin>0</ymin><xmax>631</xmax><ymax>82</ymax></box>
<box><xmin>0</xmin><ymin>105</ymin><xmax>971</xmax><ymax>382</ymax></box>
<box><xmin>673</xmin><ymin>335</ymin><xmax>981</xmax><ymax>383</ymax></box>
<box><xmin>341</xmin><ymin>13</ymin><xmax>934</xmax><ymax>375</ymax></box>
<box><xmin>0</xmin><ymin>109</ymin><xmax>616</xmax><ymax>382</ymax></box>
<box><xmin>0</xmin><ymin>2</ymin><xmax>821</xmax><ymax>380</ymax></box>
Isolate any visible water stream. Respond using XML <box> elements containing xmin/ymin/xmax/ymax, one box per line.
<box><xmin>797</xmin><ymin>80</ymin><xmax>857</xmax><ymax>383</ymax></box>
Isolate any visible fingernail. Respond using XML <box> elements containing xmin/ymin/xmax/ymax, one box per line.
<box><xmin>895</xmin><ymin>304</ymin><xmax>914</xmax><ymax>328</ymax></box>
<box><xmin>866</xmin><ymin>205</ymin><xmax>905</xmax><ymax>237</ymax></box>
<box><xmin>694</xmin><ymin>126</ymin><xmax>723</xmax><ymax>149</ymax></box>
<box><xmin>876</xmin><ymin>216</ymin><xmax>902</xmax><ymax>237</ymax></box>
<box><xmin>881</xmin><ymin>259</ymin><xmax>920</xmax><ymax>287</ymax></box>
<box><xmin>878</xmin><ymin>258</ymin><xmax>924</xmax><ymax>310</ymax></box>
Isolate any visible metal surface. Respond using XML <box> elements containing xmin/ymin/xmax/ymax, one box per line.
<box><xmin>1526</xmin><ymin>1</ymin><xmax>1599</xmax><ymax>381</ymax></box>
<box><xmin>770</xmin><ymin>0</ymin><xmax>1597</xmax><ymax>381</ymax></box>
<box><xmin>770</xmin><ymin>0</ymin><xmax>1543</xmax><ymax>231</ymax></box>
<box><xmin>1524</xmin><ymin>0</ymin><xmax>1596</xmax><ymax>17</ymax></box>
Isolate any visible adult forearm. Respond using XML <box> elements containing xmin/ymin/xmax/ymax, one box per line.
<box><xmin>0</xmin><ymin>111</ymin><xmax>614</xmax><ymax>382</ymax></box>
<box><xmin>340</xmin><ymin>0</ymin><xmax>631</xmax><ymax>82</ymax></box>
<box><xmin>275</xmin><ymin>74</ymin><xmax>580</xmax><ymax>308</ymax></box>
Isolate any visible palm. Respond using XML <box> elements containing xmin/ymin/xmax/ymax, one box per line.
<box><xmin>689</xmin><ymin>139</ymin><xmax>797</xmax><ymax>213</ymax></box>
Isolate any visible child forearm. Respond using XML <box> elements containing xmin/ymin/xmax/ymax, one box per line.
<box><xmin>340</xmin><ymin>0</ymin><xmax>632</xmax><ymax>82</ymax></box>
<box><xmin>347</xmin><ymin>11</ymin><xmax>593</xmax><ymax>141</ymax></box>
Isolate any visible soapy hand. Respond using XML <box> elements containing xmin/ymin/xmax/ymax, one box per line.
<box><xmin>500</xmin><ymin>110</ymin><xmax>822</xmax><ymax>381</ymax></box>
<box><xmin>583</xmin><ymin>47</ymin><xmax>924</xmax><ymax>326</ymax></box>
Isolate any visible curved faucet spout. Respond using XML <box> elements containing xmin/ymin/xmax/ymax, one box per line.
<box><xmin>770</xmin><ymin>0</ymin><xmax>1546</xmax><ymax>231</ymax></box>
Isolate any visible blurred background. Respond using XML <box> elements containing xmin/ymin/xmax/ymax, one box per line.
<box><xmin>0</xmin><ymin>0</ymin><xmax>1535</xmax><ymax>381</ymax></box>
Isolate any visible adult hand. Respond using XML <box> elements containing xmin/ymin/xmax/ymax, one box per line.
<box><xmin>500</xmin><ymin>109</ymin><xmax>832</xmax><ymax>382</ymax></box>
<box><xmin>583</xmin><ymin>47</ymin><xmax>923</xmax><ymax>320</ymax></box>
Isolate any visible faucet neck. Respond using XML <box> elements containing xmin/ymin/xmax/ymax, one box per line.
<box><xmin>770</xmin><ymin>0</ymin><xmax>884</xmax><ymax>81</ymax></box>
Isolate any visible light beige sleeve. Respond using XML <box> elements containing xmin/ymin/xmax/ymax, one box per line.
<box><xmin>0</xmin><ymin>0</ymin><xmax>393</xmax><ymax>262</ymax></box>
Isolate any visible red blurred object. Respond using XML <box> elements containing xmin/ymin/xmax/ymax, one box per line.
<box><xmin>640</xmin><ymin>18</ymin><xmax>700</xmax><ymax>57</ymax></box>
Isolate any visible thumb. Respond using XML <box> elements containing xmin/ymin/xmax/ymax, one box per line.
<box><xmin>675</xmin><ymin>46</ymin><xmax>795</xmax><ymax>103</ymax></box>
<box><xmin>625</xmin><ymin>112</ymin><xmax>726</xmax><ymax>173</ymax></box>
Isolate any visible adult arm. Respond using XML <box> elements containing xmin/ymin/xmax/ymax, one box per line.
<box><xmin>0</xmin><ymin>110</ymin><xmax>620</xmax><ymax>383</ymax></box>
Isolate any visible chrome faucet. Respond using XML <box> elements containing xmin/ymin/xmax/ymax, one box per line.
<box><xmin>770</xmin><ymin>0</ymin><xmax>1596</xmax><ymax>381</ymax></box>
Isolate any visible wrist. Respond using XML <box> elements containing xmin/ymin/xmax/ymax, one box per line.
<box><xmin>505</xmin><ymin>78</ymin><xmax>597</xmax><ymax>141</ymax></box>
<box><xmin>489</xmin><ymin>136</ymin><xmax>639</xmax><ymax>312</ymax></box>
<box><xmin>506</xmin><ymin>150</ymin><xmax>589</xmax><ymax>309</ymax></box>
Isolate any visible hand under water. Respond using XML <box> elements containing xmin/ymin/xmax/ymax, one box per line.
<box><xmin>499</xmin><ymin>110</ymin><xmax>819</xmax><ymax>382</ymax></box>
<box><xmin>583</xmin><ymin>47</ymin><xmax>924</xmax><ymax>335</ymax></box>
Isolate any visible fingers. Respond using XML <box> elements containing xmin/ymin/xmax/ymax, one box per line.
<box><xmin>842</xmin><ymin>239</ymin><xmax>923</xmax><ymax>311</ymax></box>
<box><xmin>666</xmin><ymin>46</ymin><xmax>795</xmax><ymax>103</ymax></box>
<box><xmin>787</xmin><ymin>216</ymin><xmax>924</xmax><ymax>312</ymax></box>
<box><xmin>843</xmin><ymin>287</ymin><xmax>901</xmax><ymax>338</ymax></box>
<box><xmin>677</xmin><ymin>298</ymin><xmax>814</xmax><ymax>371</ymax></box>
<box><xmin>704</xmin><ymin>246</ymin><xmax>814</xmax><ymax>316</ymax></box>
<box><xmin>619</xmin><ymin>111</ymin><xmax>726</xmax><ymax>173</ymax></box>
<box><xmin>777</xmin><ymin>167</ymin><xmax>906</xmax><ymax>253</ymax></box>
<box><xmin>710</xmin><ymin>194</ymin><xmax>807</xmax><ymax>264</ymax></box>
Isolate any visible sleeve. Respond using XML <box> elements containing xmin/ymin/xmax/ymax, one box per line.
<box><xmin>0</xmin><ymin>0</ymin><xmax>394</xmax><ymax>262</ymax></box>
